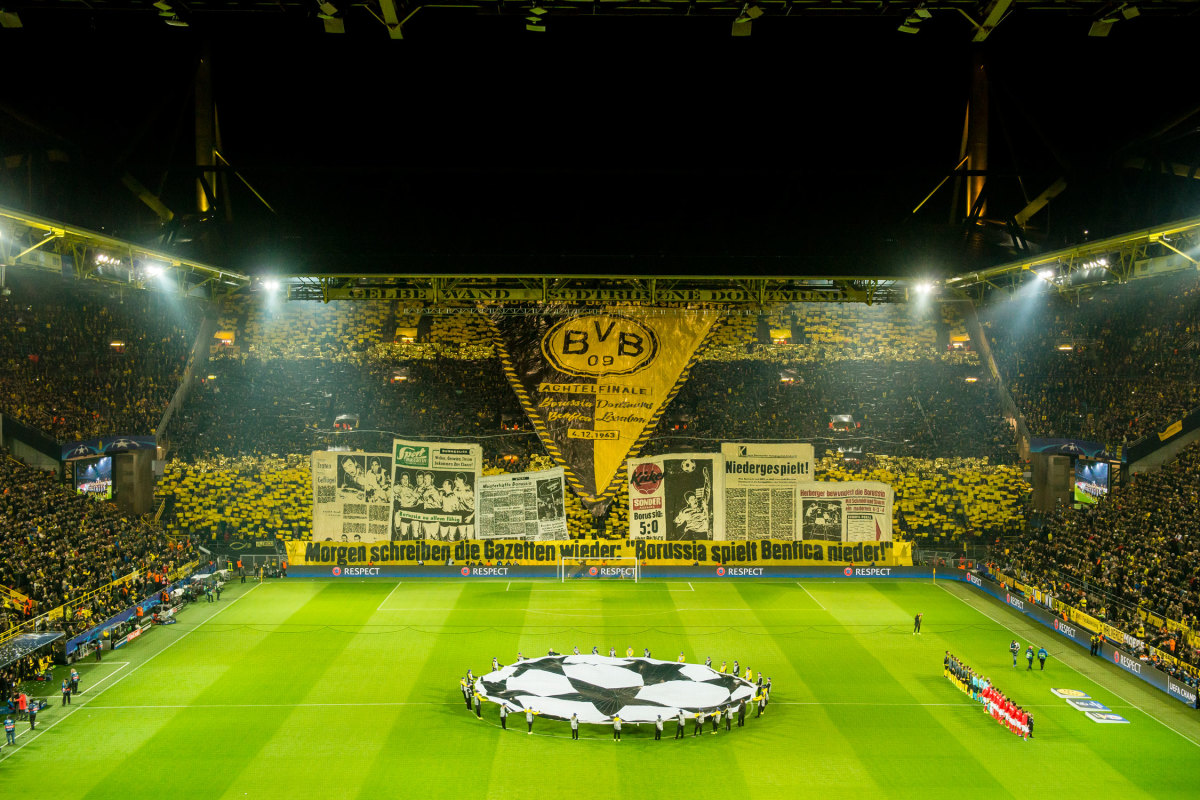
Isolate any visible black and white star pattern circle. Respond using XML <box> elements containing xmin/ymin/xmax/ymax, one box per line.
<box><xmin>473</xmin><ymin>655</ymin><xmax>758</xmax><ymax>724</ymax></box>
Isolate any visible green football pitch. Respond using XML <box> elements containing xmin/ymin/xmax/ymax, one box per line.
<box><xmin>3</xmin><ymin>578</ymin><xmax>1198</xmax><ymax>799</ymax></box>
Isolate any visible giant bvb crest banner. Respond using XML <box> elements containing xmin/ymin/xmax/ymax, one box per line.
<box><xmin>488</xmin><ymin>307</ymin><xmax>720</xmax><ymax>511</ymax></box>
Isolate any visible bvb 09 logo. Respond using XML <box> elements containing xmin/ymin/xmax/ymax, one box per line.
<box><xmin>542</xmin><ymin>315</ymin><xmax>659</xmax><ymax>377</ymax></box>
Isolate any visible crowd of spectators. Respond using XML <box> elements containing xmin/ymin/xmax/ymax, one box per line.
<box><xmin>169</xmin><ymin>355</ymin><xmax>532</xmax><ymax>463</ymax></box>
<box><xmin>0</xmin><ymin>448</ymin><xmax>190</xmax><ymax>638</ymax></box>
<box><xmin>992</xmin><ymin>442</ymin><xmax>1200</xmax><ymax>668</ymax></box>
<box><xmin>643</xmin><ymin>358</ymin><xmax>1014</xmax><ymax>463</ymax></box>
<box><xmin>157</xmin><ymin>297</ymin><xmax>1020</xmax><ymax>543</ymax></box>
<box><xmin>818</xmin><ymin>453</ymin><xmax>1028</xmax><ymax>545</ymax></box>
<box><xmin>985</xmin><ymin>272</ymin><xmax>1200</xmax><ymax>445</ymax></box>
<box><xmin>0</xmin><ymin>272</ymin><xmax>203</xmax><ymax>441</ymax></box>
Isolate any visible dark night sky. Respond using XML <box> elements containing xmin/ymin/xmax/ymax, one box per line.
<box><xmin>2</xmin><ymin>9</ymin><xmax>1199</xmax><ymax>279</ymax></box>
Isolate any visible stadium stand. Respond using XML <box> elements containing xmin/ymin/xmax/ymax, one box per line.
<box><xmin>984</xmin><ymin>271</ymin><xmax>1200</xmax><ymax>445</ymax></box>
<box><xmin>817</xmin><ymin>453</ymin><xmax>1028</xmax><ymax>545</ymax></box>
<box><xmin>0</xmin><ymin>275</ymin><xmax>203</xmax><ymax>441</ymax></box>
<box><xmin>152</xmin><ymin>297</ymin><xmax>1020</xmax><ymax>545</ymax></box>
<box><xmin>992</xmin><ymin>441</ymin><xmax>1200</xmax><ymax>667</ymax></box>
<box><xmin>0</xmin><ymin>447</ymin><xmax>190</xmax><ymax>635</ymax></box>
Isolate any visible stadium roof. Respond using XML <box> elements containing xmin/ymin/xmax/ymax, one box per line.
<box><xmin>1</xmin><ymin>4</ymin><xmax>1199</xmax><ymax>281</ymax></box>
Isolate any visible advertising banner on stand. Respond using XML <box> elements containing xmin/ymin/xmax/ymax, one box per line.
<box><xmin>721</xmin><ymin>442</ymin><xmax>814</xmax><ymax>540</ymax></box>
<box><xmin>390</xmin><ymin>439</ymin><xmax>483</xmax><ymax>541</ymax></box>
<box><xmin>476</xmin><ymin>467</ymin><xmax>569</xmax><ymax>541</ymax></box>
<box><xmin>312</xmin><ymin>451</ymin><xmax>394</xmax><ymax>543</ymax></box>
<box><xmin>627</xmin><ymin>453</ymin><xmax>725</xmax><ymax>540</ymax></box>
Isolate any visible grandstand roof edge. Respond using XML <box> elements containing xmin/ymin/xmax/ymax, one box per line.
<box><xmin>283</xmin><ymin>273</ymin><xmax>906</xmax><ymax>282</ymax></box>
<box><xmin>945</xmin><ymin>213</ymin><xmax>1200</xmax><ymax>293</ymax></box>
<box><xmin>0</xmin><ymin>203</ymin><xmax>249</xmax><ymax>286</ymax></box>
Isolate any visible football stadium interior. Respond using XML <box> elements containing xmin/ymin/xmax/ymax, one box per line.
<box><xmin>3</xmin><ymin>4</ymin><xmax>1200</xmax><ymax>798</ymax></box>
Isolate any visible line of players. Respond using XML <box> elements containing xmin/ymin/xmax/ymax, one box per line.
<box><xmin>458</xmin><ymin>646</ymin><xmax>773</xmax><ymax>740</ymax></box>
<box><xmin>944</xmin><ymin>652</ymin><xmax>1033</xmax><ymax>740</ymax></box>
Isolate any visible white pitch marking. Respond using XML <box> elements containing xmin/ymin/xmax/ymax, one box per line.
<box><xmin>938</xmin><ymin>583</ymin><xmax>1200</xmax><ymax>750</ymax></box>
<box><xmin>796</xmin><ymin>582</ymin><xmax>828</xmax><ymax>611</ymax></box>
<box><xmin>0</xmin><ymin>582</ymin><xmax>263</xmax><ymax>763</ymax></box>
<box><xmin>374</xmin><ymin>581</ymin><xmax>404</xmax><ymax>611</ymax></box>
<box><xmin>84</xmin><ymin>701</ymin><xmax>460</xmax><ymax>710</ymax></box>
<box><xmin>75</xmin><ymin>661</ymin><xmax>130</xmax><ymax>693</ymax></box>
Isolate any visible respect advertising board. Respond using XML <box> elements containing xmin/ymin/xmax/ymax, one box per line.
<box><xmin>721</xmin><ymin>442</ymin><xmax>814</xmax><ymax>541</ymax></box>
<box><xmin>627</xmin><ymin>453</ymin><xmax>725</xmax><ymax>540</ymax></box>
<box><xmin>475</xmin><ymin>466</ymin><xmax>569</xmax><ymax>541</ymax></box>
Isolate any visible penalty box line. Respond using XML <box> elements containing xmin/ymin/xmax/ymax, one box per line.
<box><xmin>938</xmin><ymin>583</ymin><xmax>1200</xmax><ymax>750</ymax></box>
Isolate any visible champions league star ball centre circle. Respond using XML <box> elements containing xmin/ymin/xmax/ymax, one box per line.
<box><xmin>474</xmin><ymin>654</ymin><xmax>758</xmax><ymax>725</ymax></box>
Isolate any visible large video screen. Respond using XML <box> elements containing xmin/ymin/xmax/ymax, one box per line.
<box><xmin>74</xmin><ymin>456</ymin><xmax>113</xmax><ymax>500</ymax></box>
<box><xmin>1074</xmin><ymin>460</ymin><xmax>1109</xmax><ymax>505</ymax></box>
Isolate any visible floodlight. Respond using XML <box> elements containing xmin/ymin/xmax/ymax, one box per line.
<box><xmin>746</xmin><ymin>5</ymin><xmax>763</xmax><ymax>19</ymax></box>
<box><xmin>318</xmin><ymin>1</ymin><xmax>339</xmax><ymax>17</ymax></box>
<box><xmin>0</xmin><ymin>9</ymin><xmax>23</xmax><ymax>28</ymax></box>
<box><xmin>1037</xmin><ymin>268</ymin><xmax>1055</xmax><ymax>280</ymax></box>
<box><xmin>1088</xmin><ymin>21</ymin><xmax>1113</xmax><ymax>37</ymax></box>
<box><xmin>898</xmin><ymin>24</ymin><xmax>920</xmax><ymax>34</ymax></box>
<box><xmin>914</xmin><ymin>7</ymin><xmax>932</xmax><ymax>18</ymax></box>
<box><xmin>262</xmin><ymin>278</ymin><xmax>281</xmax><ymax>291</ymax></box>
<box><xmin>153</xmin><ymin>1</ymin><xmax>173</xmax><ymax>9</ymax></box>
<box><xmin>145</xmin><ymin>263</ymin><xmax>164</xmax><ymax>277</ymax></box>
<box><xmin>914</xmin><ymin>282</ymin><xmax>934</xmax><ymax>296</ymax></box>
<box><xmin>1122</xmin><ymin>5</ymin><xmax>1140</xmax><ymax>19</ymax></box>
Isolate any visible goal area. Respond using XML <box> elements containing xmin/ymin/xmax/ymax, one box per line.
<box><xmin>558</xmin><ymin>557</ymin><xmax>640</xmax><ymax>582</ymax></box>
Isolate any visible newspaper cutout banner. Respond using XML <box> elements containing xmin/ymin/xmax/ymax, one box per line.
<box><xmin>476</xmin><ymin>467</ymin><xmax>569</xmax><ymax>541</ymax></box>
<box><xmin>798</xmin><ymin>482</ymin><xmax>893</xmax><ymax>543</ymax></box>
<box><xmin>312</xmin><ymin>451</ymin><xmax>394</xmax><ymax>543</ymax></box>
<box><xmin>488</xmin><ymin>307</ymin><xmax>721</xmax><ymax>513</ymax></box>
<box><xmin>391</xmin><ymin>438</ymin><xmax>483</xmax><ymax>541</ymax></box>
<box><xmin>628</xmin><ymin>453</ymin><xmax>725</xmax><ymax>541</ymax></box>
<box><xmin>721</xmin><ymin>442</ymin><xmax>814</xmax><ymax>541</ymax></box>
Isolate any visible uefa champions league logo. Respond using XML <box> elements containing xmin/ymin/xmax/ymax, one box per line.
<box><xmin>843</xmin><ymin>567</ymin><xmax>853</xmax><ymax>576</ymax></box>
<box><xmin>461</xmin><ymin>567</ymin><xmax>471</xmax><ymax>576</ymax></box>
<box><xmin>331</xmin><ymin>567</ymin><xmax>342</xmax><ymax>576</ymax></box>
<box><xmin>716</xmin><ymin>567</ymin><xmax>726</xmax><ymax>576</ymax></box>
<box><xmin>588</xmin><ymin>567</ymin><xmax>599</xmax><ymax>576</ymax></box>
